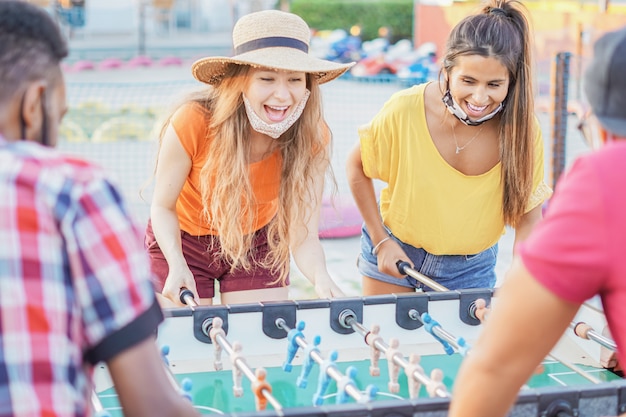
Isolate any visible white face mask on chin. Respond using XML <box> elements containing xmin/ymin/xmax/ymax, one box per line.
<box><xmin>442</xmin><ymin>89</ymin><xmax>504</xmax><ymax>126</ymax></box>
<box><xmin>243</xmin><ymin>89</ymin><xmax>311</xmax><ymax>139</ymax></box>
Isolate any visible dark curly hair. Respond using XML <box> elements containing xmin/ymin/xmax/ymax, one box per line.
<box><xmin>0</xmin><ymin>1</ymin><xmax>68</xmax><ymax>103</ymax></box>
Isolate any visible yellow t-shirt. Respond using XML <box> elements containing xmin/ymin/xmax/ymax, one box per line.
<box><xmin>171</xmin><ymin>102</ymin><xmax>281</xmax><ymax>236</ymax></box>
<box><xmin>359</xmin><ymin>83</ymin><xmax>552</xmax><ymax>255</ymax></box>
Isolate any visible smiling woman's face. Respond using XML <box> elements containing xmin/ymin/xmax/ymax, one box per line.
<box><xmin>446</xmin><ymin>54</ymin><xmax>510</xmax><ymax>122</ymax></box>
<box><xmin>243</xmin><ymin>68</ymin><xmax>308</xmax><ymax>125</ymax></box>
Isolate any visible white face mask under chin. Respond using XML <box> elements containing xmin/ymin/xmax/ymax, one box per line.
<box><xmin>243</xmin><ymin>89</ymin><xmax>311</xmax><ymax>139</ymax></box>
<box><xmin>442</xmin><ymin>89</ymin><xmax>504</xmax><ymax>126</ymax></box>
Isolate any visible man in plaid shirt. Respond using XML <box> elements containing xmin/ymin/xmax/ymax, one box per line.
<box><xmin>0</xmin><ymin>2</ymin><xmax>199</xmax><ymax>416</ymax></box>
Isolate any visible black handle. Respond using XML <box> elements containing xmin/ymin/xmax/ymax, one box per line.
<box><xmin>179</xmin><ymin>287</ymin><xmax>195</xmax><ymax>305</ymax></box>
<box><xmin>395</xmin><ymin>260</ymin><xmax>450</xmax><ymax>292</ymax></box>
<box><xmin>396</xmin><ymin>260</ymin><xmax>411</xmax><ymax>275</ymax></box>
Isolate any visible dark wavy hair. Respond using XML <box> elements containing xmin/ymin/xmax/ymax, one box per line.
<box><xmin>0</xmin><ymin>1</ymin><xmax>68</xmax><ymax>103</ymax></box>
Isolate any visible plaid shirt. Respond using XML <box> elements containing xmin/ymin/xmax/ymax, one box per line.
<box><xmin>0</xmin><ymin>136</ymin><xmax>162</xmax><ymax>417</ymax></box>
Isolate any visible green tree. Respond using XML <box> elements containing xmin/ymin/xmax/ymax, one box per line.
<box><xmin>290</xmin><ymin>0</ymin><xmax>414</xmax><ymax>42</ymax></box>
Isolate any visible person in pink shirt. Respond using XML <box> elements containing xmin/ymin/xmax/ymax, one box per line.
<box><xmin>449</xmin><ymin>26</ymin><xmax>626</xmax><ymax>417</ymax></box>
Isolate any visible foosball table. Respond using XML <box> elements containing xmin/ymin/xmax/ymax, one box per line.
<box><xmin>93</xmin><ymin>287</ymin><xmax>626</xmax><ymax>417</ymax></box>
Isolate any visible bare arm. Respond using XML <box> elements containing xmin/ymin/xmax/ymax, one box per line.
<box><xmin>150</xmin><ymin>123</ymin><xmax>198</xmax><ymax>304</ymax></box>
<box><xmin>107</xmin><ymin>338</ymin><xmax>199</xmax><ymax>416</ymax></box>
<box><xmin>513</xmin><ymin>204</ymin><xmax>542</xmax><ymax>253</ymax></box>
<box><xmin>345</xmin><ymin>142</ymin><xmax>409</xmax><ymax>278</ymax></box>
<box><xmin>289</xmin><ymin>150</ymin><xmax>344</xmax><ymax>298</ymax></box>
<box><xmin>449</xmin><ymin>257</ymin><xmax>579</xmax><ymax>417</ymax></box>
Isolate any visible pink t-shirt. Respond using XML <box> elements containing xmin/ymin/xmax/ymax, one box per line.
<box><xmin>518</xmin><ymin>141</ymin><xmax>626</xmax><ymax>366</ymax></box>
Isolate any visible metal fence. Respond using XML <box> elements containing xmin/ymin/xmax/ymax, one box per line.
<box><xmin>59</xmin><ymin>75</ymin><xmax>404</xmax><ymax>226</ymax></box>
<box><xmin>59</xmin><ymin>62</ymin><xmax>589</xmax><ymax>229</ymax></box>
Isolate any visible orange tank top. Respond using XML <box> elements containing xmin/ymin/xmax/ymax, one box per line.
<box><xmin>171</xmin><ymin>102</ymin><xmax>281</xmax><ymax>236</ymax></box>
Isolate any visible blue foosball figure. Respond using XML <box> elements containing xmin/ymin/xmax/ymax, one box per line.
<box><xmin>180</xmin><ymin>378</ymin><xmax>193</xmax><ymax>402</ymax></box>
<box><xmin>358</xmin><ymin>384</ymin><xmax>379</xmax><ymax>404</ymax></box>
<box><xmin>160</xmin><ymin>345</ymin><xmax>170</xmax><ymax>366</ymax></box>
<box><xmin>312</xmin><ymin>350</ymin><xmax>338</xmax><ymax>406</ymax></box>
<box><xmin>336</xmin><ymin>365</ymin><xmax>358</xmax><ymax>404</ymax></box>
<box><xmin>296</xmin><ymin>334</ymin><xmax>321</xmax><ymax>389</ymax></box>
<box><xmin>283</xmin><ymin>320</ymin><xmax>306</xmax><ymax>372</ymax></box>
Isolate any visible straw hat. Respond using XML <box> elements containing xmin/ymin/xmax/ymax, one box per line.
<box><xmin>191</xmin><ymin>10</ymin><xmax>355</xmax><ymax>85</ymax></box>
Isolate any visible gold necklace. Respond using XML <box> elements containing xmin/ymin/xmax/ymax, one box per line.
<box><xmin>451</xmin><ymin>123</ymin><xmax>485</xmax><ymax>154</ymax></box>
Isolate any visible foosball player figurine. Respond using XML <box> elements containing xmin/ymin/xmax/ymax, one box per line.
<box><xmin>160</xmin><ymin>345</ymin><xmax>170</xmax><ymax>366</ymax></box>
<box><xmin>180</xmin><ymin>378</ymin><xmax>193</xmax><ymax>402</ymax></box>
<box><xmin>336</xmin><ymin>366</ymin><xmax>358</xmax><ymax>404</ymax></box>
<box><xmin>404</xmin><ymin>352</ymin><xmax>424</xmax><ymax>399</ymax></box>
<box><xmin>426</xmin><ymin>368</ymin><xmax>446</xmax><ymax>398</ymax></box>
<box><xmin>211</xmin><ymin>380</ymin><xmax>228</xmax><ymax>411</ymax></box>
<box><xmin>283</xmin><ymin>320</ymin><xmax>306</xmax><ymax>372</ymax></box>
<box><xmin>297</xmin><ymin>334</ymin><xmax>321</xmax><ymax>389</ymax></box>
<box><xmin>386</xmin><ymin>337</ymin><xmax>402</xmax><ymax>394</ymax></box>
<box><xmin>422</xmin><ymin>313</ymin><xmax>454</xmax><ymax>355</ymax></box>
<box><xmin>358</xmin><ymin>384</ymin><xmax>379</xmax><ymax>404</ymax></box>
<box><xmin>231</xmin><ymin>341</ymin><xmax>245</xmax><ymax>397</ymax></box>
<box><xmin>365</xmin><ymin>324</ymin><xmax>382</xmax><ymax>377</ymax></box>
<box><xmin>473</xmin><ymin>298</ymin><xmax>490</xmax><ymax>323</ymax></box>
<box><xmin>313</xmin><ymin>350</ymin><xmax>338</xmax><ymax>406</ymax></box>
<box><xmin>600</xmin><ymin>326</ymin><xmax>621</xmax><ymax>373</ymax></box>
<box><xmin>209</xmin><ymin>316</ymin><xmax>226</xmax><ymax>371</ymax></box>
<box><xmin>252</xmin><ymin>368</ymin><xmax>272</xmax><ymax>411</ymax></box>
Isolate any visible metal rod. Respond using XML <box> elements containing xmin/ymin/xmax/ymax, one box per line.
<box><xmin>163</xmin><ymin>359</ymin><xmax>183</xmax><ymax>392</ymax></box>
<box><xmin>396</xmin><ymin>261</ymin><xmax>449</xmax><ymax>292</ymax></box>
<box><xmin>549</xmin><ymin>51</ymin><xmax>571</xmax><ymax>188</ymax></box>
<box><xmin>180</xmin><ymin>288</ymin><xmax>197</xmax><ymax>311</ymax></box>
<box><xmin>340</xmin><ymin>313</ymin><xmax>450</xmax><ymax>398</ymax></box>
<box><xmin>408</xmin><ymin>309</ymin><xmax>466</xmax><ymax>354</ymax></box>
<box><xmin>570</xmin><ymin>321</ymin><xmax>617</xmax><ymax>351</ymax></box>
<box><xmin>179</xmin><ymin>290</ymin><xmax>282</xmax><ymax>411</ymax></box>
<box><xmin>212</xmin><ymin>331</ymin><xmax>283</xmax><ymax>412</ymax></box>
<box><xmin>275</xmin><ymin>318</ymin><xmax>369</xmax><ymax>403</ymax></box>
<box><xmin>91</xmin><ymin>390</ymin><xmax>108</xmax><ymax>415</ymax></box>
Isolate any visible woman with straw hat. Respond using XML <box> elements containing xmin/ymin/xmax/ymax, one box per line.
<box><xmin>145</xmin><ymin>9</ymin><xmax>354</xmax><ymax>306</ymax></box>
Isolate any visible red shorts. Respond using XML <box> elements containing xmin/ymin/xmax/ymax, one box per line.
<box><xmin>145</xmin><ymin>220</ymin><xmax>287</xmax><ymax>298</ymax></box>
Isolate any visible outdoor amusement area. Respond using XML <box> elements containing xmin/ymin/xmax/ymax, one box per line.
<box><xmin>25</xmin><ymin>0</ymin><xmax>626</xmax><ymax>415</ymax></box>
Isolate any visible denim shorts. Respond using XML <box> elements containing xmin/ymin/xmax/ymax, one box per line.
<box><xmin>357</xmin><ymin>224</ymin><xmax>497</xmax><ymax>291</ymax></box>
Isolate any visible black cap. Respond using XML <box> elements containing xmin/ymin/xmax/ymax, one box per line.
<box><xmin>583</xmin><ymin>26</ymin><xmax>626</xmax><ymax>137</ymax></box>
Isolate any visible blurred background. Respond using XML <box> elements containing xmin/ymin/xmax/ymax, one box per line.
<box><xmin>24</xmin><ymin>0</ymin><xmax>626</xmax><ymax>297</ymax></box>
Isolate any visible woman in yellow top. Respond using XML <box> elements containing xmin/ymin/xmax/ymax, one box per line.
<box><xmin>346</xmin><ymin>0</ymin><xmax>552</xmax><ymax>295</ymax></box>
<box><xmin>145</xmin><ymin>10</ymin><xmax>353</xmax><ymax>306</ymax></box>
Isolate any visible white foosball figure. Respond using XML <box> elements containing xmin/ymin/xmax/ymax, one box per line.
<box><xmin>209</xmin><ymin>317</ymin><xmax>226</xmax><ymax>371</ymax></box>
<box><xmin>600</xmin><ymin>326</ymin><xmax>620</xmax><ymax>370</ymax></box>
<box><xmin>386</xmin><ymin>337</ymin><xmax>402</xmax><ymax>394</ymax></box>
<box><xmin>365</xmin><ymin>324</ymin><xmax>382</xmax><ymax>377</ymax></box>
<box><xmin>473</xmin><ymin>298</ymin><xmax>490</xmax><ymax>323</ymax></box>
<box><xmin>230</xmin><ymin>341</ymin><xmax>245</xmax><ymax>397</ymax></box>
<box><xmin>404</xmin><ymin>352</ymin><xmax>424</xmax><ymax>399</ymax></box>
<box><xmin>426</xmin><ymin>368</ymin><xmax>446</xmax><ymax>398</ymax></box>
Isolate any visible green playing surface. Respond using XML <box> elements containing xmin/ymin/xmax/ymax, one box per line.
<box><xmin>97</xmin><ymin>353</ymin><xmax>621</xmax><ymax>415</ymax></box>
